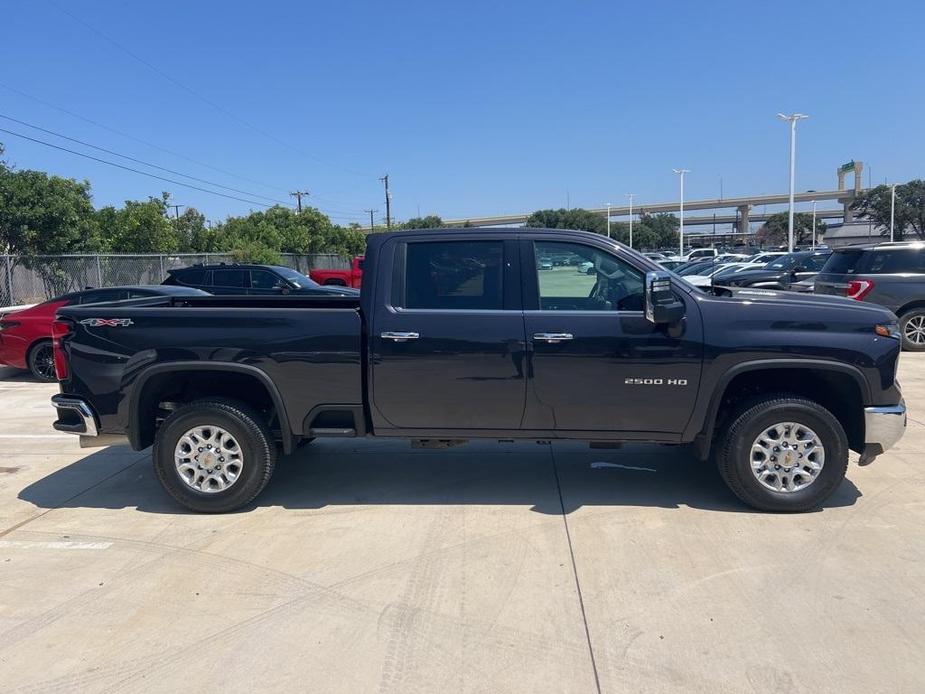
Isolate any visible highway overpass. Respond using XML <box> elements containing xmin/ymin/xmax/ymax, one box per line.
<box><xmin>435</xmin><ymin>189</ymin><xmax>859</xmax><ymax>229</ymax></box>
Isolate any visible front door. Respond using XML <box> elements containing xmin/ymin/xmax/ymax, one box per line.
<box><xmin>371</xmin><ymin>237</ymin><xmax>527</xmax><ymax>430</ymax></box>
<box><xmin>522</xmin><ymin>238</ymin><xmax>703</xmax><ymax>435</ymax></box>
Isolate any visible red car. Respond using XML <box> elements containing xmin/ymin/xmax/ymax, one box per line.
<box><xmin>309</xmin><ymin>255</ymin><xmax>364</xmax><ymax>288</ymax></box>
<box><xmin>0</xmin><ymin>285</ymin><xmax>206</xmax><ymax>381</ymax></box>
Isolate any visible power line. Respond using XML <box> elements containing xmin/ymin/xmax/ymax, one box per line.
<box><xmin>0</xmin><ymin>126</ymin><xmax>274</xmax><ymax>208</ymax></box>
<box><xmin>46</xmin><ymin>0</ymin><xmax>374</xmax><ymax>179</ymax></box>
<box><xmin>0</xmin><ymin>81</ymin><xmax>371</xmax><ymax>216</ymax></box>
<box><xmin>0</xmin><ymin>112</ymin><xmax>290</xmax><ymax>205</ymax></box>
<box><xmin>0</xmin><ymin>79</ymin><xmax>287</xmax><ymax>194</ymax></box>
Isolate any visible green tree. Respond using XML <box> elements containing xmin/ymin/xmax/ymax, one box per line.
<box><xmin>633</xmin><ymin>213</ymin><xmax>679</xmax><ymax>250</ymax></box>
<box><xmin>401</xmin><ymin>215</ymin><xmax>444</xmax><ymax>230</ymax></box>
<box><xmin>525</xmin><ymin>208</ymin><xmax>607</xmax><ymax>235</ymax></box>
<box><xmin>756</xmin><ymin>212</ymin><xmax>825</xmax><ymax>247</ymax></box>
<box><xmin>0</xmin><ymin>153</ymin><xmax>101</xmax><ymax>296</ymax></box>
<box><xmin>851</xmin><ymin>181</ymin><xmax>925</xmax><ymax>240</ymax></box>
<box><xmin>174</xmin><ymin>207</ymin><xmax>208</xmax><ymax>252</ymax></box>
<box><xmin>97</xmin><ymin>193</ymin><xmax>179</xmax><ymax>253</ymax></box>
<box><xmin>0</xmin><ymin>164</ymin><xmax>99</xmax><ymax>256</ymax></box>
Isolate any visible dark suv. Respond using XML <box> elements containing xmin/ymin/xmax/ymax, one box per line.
<box><xmin>814</xmin><ymin>241</ymin><xmax>925</xmax><ymax>351</ymax></box>
<box><xmin>163</xmin><ymin>263</ymin><xmax>359</xmax><ymax>297</ymax></box>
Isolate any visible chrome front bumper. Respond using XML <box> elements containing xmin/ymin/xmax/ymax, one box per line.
<box><xmin>859</xmin><ymin>402</ymin><xmax>907</xmax><ymax>465</ymax></box>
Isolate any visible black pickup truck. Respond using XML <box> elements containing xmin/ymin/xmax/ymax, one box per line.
<box><xmin>50</xmin><ymin>228</ymin><xmax>907</xmax><ymax>513</ymax></box>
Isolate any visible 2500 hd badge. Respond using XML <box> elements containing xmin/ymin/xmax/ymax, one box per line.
<box><xmin>624</xmin><ymin>377</ymin><xmax>689</xmax><ymax>386</ymax></box>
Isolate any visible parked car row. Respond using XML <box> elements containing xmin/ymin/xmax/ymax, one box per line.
<box><xmin>659</xmin><ymin>241</ymin><xmax>925</xmax><ymax>351</ymax></box>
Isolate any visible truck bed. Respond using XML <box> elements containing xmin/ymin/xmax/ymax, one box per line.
<box><xmin>56</xmin><ymin>294</ymin><xmax>364</xmax><ymax>447</ymax></box>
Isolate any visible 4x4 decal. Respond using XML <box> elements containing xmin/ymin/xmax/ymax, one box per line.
<box><xmin>78</xmin><ymin>318</ymin><xmax>134</xmax><ymax>327</ymax></box>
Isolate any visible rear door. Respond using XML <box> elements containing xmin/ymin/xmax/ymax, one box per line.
<box><xmin>370</xmin><ymin>235</ymin><xmax>526</xmax><ymax>430</ymax></box>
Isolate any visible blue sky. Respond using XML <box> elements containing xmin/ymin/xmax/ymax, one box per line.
<box><xmin>1</xmin><ymin>0</ymin><xmax>923</xmax><ymax>227</ymax></box>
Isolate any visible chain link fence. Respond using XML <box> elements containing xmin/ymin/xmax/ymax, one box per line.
<box><xmin>0</xmin><ymin>253</ymin><xmax>349</xmax><ymax>307</ymax></box>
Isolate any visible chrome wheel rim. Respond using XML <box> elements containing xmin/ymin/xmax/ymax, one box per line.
<box><xmin>904</xmin><ymin>316</ymin><xmax>925</xmax><ymax>345</ymax></box>
<box><xmin>174</xmin><ymin>425</ymin><xmax>244</xmax><ymax>493</ymax></box>
<box><xmin>32</xmin><ymin>344</ymin><xmax>56</xmax><ymax>380</ymax></box>
<box><xmin>750</xmin><ymin>422</ymin><xmax>825</xmax><ymax>493</ymax></box>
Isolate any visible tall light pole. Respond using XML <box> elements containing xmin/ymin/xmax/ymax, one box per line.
<box><xmin>811</xmin><ymin>199</ymin><xmax>817</xmax><ymax>250</ymax></box>
<box><xmin>890</xmin><ymin>183</ymin><xmax>897</xmax><ymax>242</ymax></box>
<box><xmin>626</xmin><ymin>193</ymin><xmax>636</xmax><ymax>248</ymax></box>
<box><xmin>777</xmin><ymin>113</ymin><xmax>809</xmax><ymax>252</ymax></box>
<box><xmin>606</xmin><ymin>203</ymin><xmax>612</xmax><ymax>238</ymax></box>
<box><xmin>673</xmin><ymin>169</ymin><xmax>690</xmax><ymax>257</ymax></box>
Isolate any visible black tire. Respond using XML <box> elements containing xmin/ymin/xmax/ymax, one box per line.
<box><xmin>899</xmin><ymin>308</ymin><xmax>925</xmax><ymax>352</ymax></box>
<box><xmin>27</xmin><ymin>340</ymin><xmax>56</xmax><ymax>382</ymax></box>
<box><xmin>716</xmin><ymin>395</ymin><xmax>848</xmax><ymax>512</ymax></box>
<box><xmin>153</xmin><ymin>399</ymin><xmax>276</xmax><ymax>513</ymax></box>
<box><xmin>324</xmin><ymin>279</ymin><xmax>347</xmax><ymax>286</ymax></box>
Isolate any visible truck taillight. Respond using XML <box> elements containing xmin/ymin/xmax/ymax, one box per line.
<box><xmin>52</xmin><ymin>319</ymin><xmax>73</xmax><ymax>381</ymax></box>
<box><xmin>846</xmin><ymin>279</ymin><xmax>874</xmax><ymax>301</ymax></box>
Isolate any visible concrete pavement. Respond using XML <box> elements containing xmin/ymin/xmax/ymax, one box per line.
<box><xmin>0</xmin><ymin>359</ymin><xmax>922</xmax><ymax>693</ymax></box>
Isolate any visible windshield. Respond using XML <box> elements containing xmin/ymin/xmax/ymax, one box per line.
<box><xmin>274</xmin><ymin>266</ymin><xmax>319</xmax><ymax>288</ymax></box>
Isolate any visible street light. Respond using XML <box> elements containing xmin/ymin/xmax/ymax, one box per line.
<box><xmin>606</xmin><ymin>203</ymin><xmax>612</xmax><ymax>238</ymax></box>
<box><xmin>890</xmin><ymin>184</ymin><xmax>897</xmax><ymax>242</ymax></box>
<box><xmin>673</xmin><ymin>169</ymin><xmax>690</xmax><ymax>257</ymax></box>
<box><xmin>811</xmin><ymin>199</ymin><xmax>817</xmax><ymax>250</ymax></box>
<box><xmin>777</xmin><ymin>112</ymin><xmax>809</xmax><ymax>252</ymax></box>
<box><xmin>626</xmin><ymin>193</ymin><xmax>636</xmax><ymax>248</ymax></box>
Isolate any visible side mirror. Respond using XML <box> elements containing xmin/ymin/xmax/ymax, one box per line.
<box><xmin>645</xmin><ymin>271</ymin><xmax>686</xmax><ymax>325</ymax></box>
<box><xmin>277</xmin><ymin>285</ymin><xmax>291</xmax><ymax>295</ymax></box>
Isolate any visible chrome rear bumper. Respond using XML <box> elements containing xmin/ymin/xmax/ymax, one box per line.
<box><xmin>859</xmin><ymin>402</ymin><xmax>906</xmax><ymax>465</ymax></box>
<box><xmin>51</xmin><ymin>395</ymin><xmax>98</xmax><ymax>437</ymax></box>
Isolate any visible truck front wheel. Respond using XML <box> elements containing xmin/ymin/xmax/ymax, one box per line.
<box><xmin>716</xmin><ymin>395</ymin><xmax>848</xmax><ymax>512</ymax></box>
<box><xmin>153</xmin><ymin>399</ymin><xmax>277</xmax><ymax>513</ymax></box>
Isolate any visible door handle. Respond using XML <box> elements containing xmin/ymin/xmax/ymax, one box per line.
<box><xmin>533</xmin><ymin>332</ymin><xmax>573</xmax><ymax>344</ymax></box>
<box><xmin>381</xmin><ymin>331</ymin><xmax>420</xmax><ymax>342</ymax></box>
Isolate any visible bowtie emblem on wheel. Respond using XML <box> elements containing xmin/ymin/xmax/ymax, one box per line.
<box><xmin>78</xmin><ymin>318</ymin><xmax>134</xmax><ymax>327</ymax></box>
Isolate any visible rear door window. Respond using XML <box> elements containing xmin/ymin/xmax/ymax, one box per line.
<box><xmin>864</xmin><ymin>249</ymin><xmax>925</xmax><ymax>273</ymax></box>
<box><xmin>399</xmin><ymin>241</ymin><xmax>504</xmax><ymax>310</ymax></box>
<box><xmin>212</xmin><ymin>269</ymin><xmax>247</xmax><ymax>288</ymax></box>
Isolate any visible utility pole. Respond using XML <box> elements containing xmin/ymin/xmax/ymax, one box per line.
<box><xmin>626</xmin><ymin>193</ymin><xmax>636</xmax><ymax>248</ymax></box>
<box><xmin>379</xmin><ymin>175</ymin><xmax>392</xmax><ymax>230</ymax></box>
<box><xmin>168</xmin><ymin>204</ymin><xmax>185</xmax><ymax>221</ymax></box>
<box><xmin>606</xmin><ymin>203</ymin><xmax>612</xmax><ymax>238</ymax></box>
<box><xmin>289</xmin><ymin>190</ymin><xmax>310</xmax><ymax>213</ymax></box>
<box><xmin>365</xmin><ymin>209</ymin><xmax>377</xmax><ymax>232</ymax></box>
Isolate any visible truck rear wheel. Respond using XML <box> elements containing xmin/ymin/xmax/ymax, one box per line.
<box><xmin>153</xmin><ymin>399</ymin><xmax>276</xmax><ymax>513</ymax></box>
<box><xmin>716</xmin><ymin>395</ymin><xmax>848</xmax><ymax>512</ymax></box>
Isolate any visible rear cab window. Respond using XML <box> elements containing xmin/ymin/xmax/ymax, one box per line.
<box><xmin>394</xmin><ymin>240</ymin><xmax>507</xmax><ymax>310</ymax></box>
